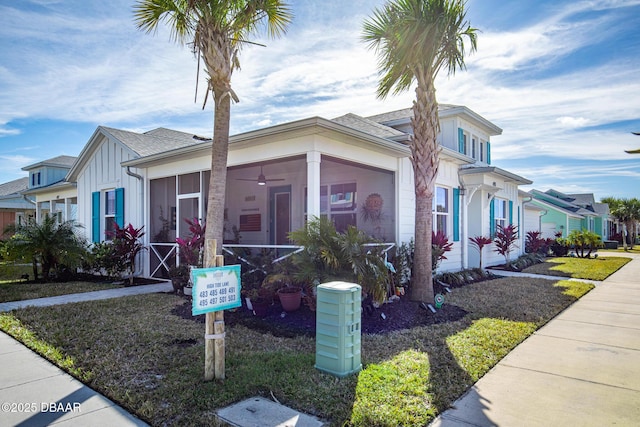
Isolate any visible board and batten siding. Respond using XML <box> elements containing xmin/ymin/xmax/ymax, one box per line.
<box><xmin>76</xmin><ymin>135</ymin><xmax>144</xmax><ymax>243</ymax></box>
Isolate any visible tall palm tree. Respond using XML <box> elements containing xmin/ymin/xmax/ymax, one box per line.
<box><xmin>362</xmin><ymin>0</ymin><xmax>477</xmax><ymax>304</ymax></box>
<box><xmin>602</xmin><ymin>197</ymin><xmax>640</xmax><ymax>250</ymax></box>
<box><xmin>134</xmin><ymin>0</ymin><xmax>292</xmax><ymax>254</ymax></box>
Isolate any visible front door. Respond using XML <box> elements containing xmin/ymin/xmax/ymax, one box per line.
<box><xmin>269</xmin><ymin>185</ymin><xmax>291</xmax><ymax>245</ymax></box>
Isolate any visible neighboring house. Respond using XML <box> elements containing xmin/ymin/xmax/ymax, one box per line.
<box><xmin>529</xmin><ymin>189</ymin><xmax>612</xmax><ymax>240</ymax></box>
<box><xmin>36</xmin><ymin>105</ymin><xmax>530</xmax><ymax>278</ymax></box>
<box><xmin>0</xmin><ymin>177</ymin><xmax>35</xmax><ymax>234</ymax></box>
<box><xmin>21</xmin><ymin>155</ymin><xmax>78</xmax><ymax>224</ymax></box>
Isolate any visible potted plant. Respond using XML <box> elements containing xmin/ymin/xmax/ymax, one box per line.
<box><xmin>263</xmin><ymin>273</ymin><xmax>302</xmax><ymax>312</ymax></box>
<box><xmin>168</xmin><ymin>264</ymin><xmax>189</xmax><ymax>295</ymax></box>
<box><xmin>277</xmin><ymin>285</ymin><xmax>302</xmax><ymax>312</ymax></box>
<box><xmin>247</xmin><ymin>288</ymin><xmax>270</xmax><ymax>317</ymax></box>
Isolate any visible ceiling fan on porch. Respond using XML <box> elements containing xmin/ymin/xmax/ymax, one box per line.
<box><xmin>237</xmin><ymin>165</ymin><xmax>285</xmax><ymax>186</ymax></box>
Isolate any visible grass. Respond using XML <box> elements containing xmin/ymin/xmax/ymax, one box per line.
<box><xmin>521</xmin><ymin>256</ymin><xmax>631</xmax><ymax>281</ymax></box>
<box><xmin>0</xmin><ymin>275</ymin><xmax>594</xmax><ymax>426</ymax></box>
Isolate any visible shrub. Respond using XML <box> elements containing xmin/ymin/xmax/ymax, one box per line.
<box><xmin>288</xmin><ymin>217</ymin><xmax>391</xmax><ymax>303</ymax></box>
<box><xmin>432</xmin><ymin>231</ymin><xmax>453</xmax><ymax>272</ymax></box>
<box><xmin>109</xmin><ymin>223</ymin><xmax>146</xmax><ymax>286</ymax></box>
<box><xmin>494</xmin><ymin>224</ymin><xmax>519</xmax><ymax>264</ymax></box>
<box><xmin>550</xmin><ymin>232</ymin><xmax>570</xmax><ymax>257</ymax></box>
<box><xmin>525</xmin><ymin>231</ymin><xmax>553</xmax><ymax>255</ymax></box>
<box><xmin>468</xmin><ymin>235</ymin><xmax>492</xmax><ymax>269</ymax></box>
<box><xmin>175</xmin><ymin>218</ymin><xmax>205</xmax><ymax>267</ymax></box>
<box><xmin>567</xmin><ymin>229</ymin><xmax>603</xmax><ymax>258</ymax></box>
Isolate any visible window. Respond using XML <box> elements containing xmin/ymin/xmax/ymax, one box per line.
<box><xmin>105</xmin><ymin>190</ymin><xmax>116</xmax><ymax>239</ymax></box>
<box><xmin>306</xmin><ymin>182</ymin><xmax>357</xmax><ymax>232</ymax></box>
<box><xmin>92</xmin><ymin>188</ymin><xmax>124</xmax><ymax>243</ymax></box>
<box><xmin>480</xmin><ymin>142</ymin><xmax>484</xmax><ymax>162</ymax></box>
<box><xmin>31</xmin><ymin>172</ymin><xmax>41</xmax><ymax>187</ymax></box>
<box><xmin>472</xmin><ymin>137</ymin><xmax>477</xmax><ymax>159</ymax></box>
<box><xmin>462</xmin><ymin>133</ymin><xmax>468</xmax><ymax>155</ymax></box>
<box><xmin>493</xmin><ymin>198</ymin><xmax>507</xmax><ymax>231</ymax></box>
<box><xmin>433</xmin><ymin>186</ymin><xmax>449</xmax><ymax>235</ymax></box>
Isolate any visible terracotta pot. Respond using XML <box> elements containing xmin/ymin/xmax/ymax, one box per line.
<box><xmin>277</xmin><ymin>287</ymin><xmax>302</xmax><ymax>312</ymax></box>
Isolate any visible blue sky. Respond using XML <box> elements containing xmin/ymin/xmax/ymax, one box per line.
<box><xmin>1</xmin><ymin>0</ymin><xmax>639</xmax><ymax>201</ymax></box>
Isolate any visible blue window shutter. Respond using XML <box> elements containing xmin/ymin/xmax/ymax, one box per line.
<box><xmin>92</xmin><ymin>191</ymin><xmax>100</xmax><ymax>243</ymax></box>
<box><xmin>458</xmin><ymin>128</ymin><xmax>464</xmax><ymax>153</ymax></box>
<box><xmin>115</xmin><ymin>187</ymin><xmax>125</xmax><ymax>227</ymax></box>
<box><xmin>453</xmin><ymin>188</ymin><xmax>460</xmax><ymax>241</ymax></box>
<box><xmin>489</xmin><ymin>199</ymin><xmax>495</xmax><ymax>237</ymax></box>
<box><xmin>517</xmin><ymin>206</ymin><xmax>521</xmax><ymax>237</ymax></box>
<box><xmin>487</xmin><ymin>141</ymin><xmax>491</xmax><ymax>164</ymax></box>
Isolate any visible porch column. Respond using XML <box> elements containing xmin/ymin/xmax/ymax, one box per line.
<box><xmin>306</xmin><ymin>151</ymin><xmax>321</xmax><ymax>219</ymax></box>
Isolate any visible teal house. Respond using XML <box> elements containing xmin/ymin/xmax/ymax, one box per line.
<box><xmin>529</xmin><ymin>189</ymin><xmax>612</xmax><ymax>240</ymax></box>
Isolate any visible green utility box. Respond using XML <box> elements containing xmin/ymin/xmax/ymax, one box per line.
<box><xmin>315</xmin><ymin>281</ymin><xmax>362</xmax><ymax>377</ymax></box>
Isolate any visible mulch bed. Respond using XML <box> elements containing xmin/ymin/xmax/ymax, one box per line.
<box><xmin>171</xmin><ymin>290</ymin><xmax>468</xmax><ymax>337</ymax></box>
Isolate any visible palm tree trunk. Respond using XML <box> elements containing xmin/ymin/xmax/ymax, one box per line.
<box><xmin>410</xmin><ymin>79</ymin><xmax>440</xmax><ymax>305</ymax></box>
<box><xmin>204</xmin><ymin>89</ymin><xmax>231</xmax><ymax>255</ymax></box>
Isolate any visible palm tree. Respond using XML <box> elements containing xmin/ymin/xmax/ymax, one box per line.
<box><xmin>602</xmin><ymin>197</ymin><xmax>640</xmax><ymax>250</ymax></box>
<box><xmin>4</xmin><ymin>216</ymin><xmax>87</xmax><ymax>282</ymax></box>
<box><xmin>362</xmin><ymin>0</ymin><xmax>477</xmax><ymax>304</ymax></box>
<box><xmin>134</xmin><ymin>0</ymin><xmax>292</xmax><ymax>254</ymax></box>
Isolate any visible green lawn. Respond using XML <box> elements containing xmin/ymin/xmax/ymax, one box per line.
<box><xmin>521</xmin><ymin>256</ymin><xmax>631</xmax><ymax>281</ymax></box>
<box><xmin>0</xmin><ymin>276</ymin><xmax>594</xmax><ymax>426</ymax></box>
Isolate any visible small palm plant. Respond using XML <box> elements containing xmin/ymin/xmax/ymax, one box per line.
<box><xmin>469</xmin><ymin>235</ymin><xmax>493</xmax><ymax>269</ymax></box>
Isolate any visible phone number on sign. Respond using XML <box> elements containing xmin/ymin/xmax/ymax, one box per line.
<box><xmin>1</xmin><ymin>402</ymin><xmax>82</xmax><ymax>413</ymax></box>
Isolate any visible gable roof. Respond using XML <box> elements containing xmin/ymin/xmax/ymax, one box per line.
<box><xmin>67</xmin><ymin>126</ymin><xmax>210</xmax><ymax>181</ymax></box>
<box><xmin>100</xmin><ymin>126</ymin><xmax>205</xmax><ymax>158</ymax></box>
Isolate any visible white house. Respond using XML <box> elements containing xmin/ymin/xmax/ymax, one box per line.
<box><xmin>37</xmin><ymin>105</ymin><xmax>531</xmax><ymax>278</ymax></box>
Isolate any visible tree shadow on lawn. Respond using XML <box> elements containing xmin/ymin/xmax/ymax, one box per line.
<box><xmin>4</xmin><ymin>277</ymin><xmax>591</xmax><ymax>426</ymax></box>
<box><xmin>170</xmin><ymin>276</ymin><xmax>591</xmax><ymax>426</ymax></box>
<box><xmin>336</xmin><ymin>276</ymin><xmax>592</xmax><ymax>426</ymax></box>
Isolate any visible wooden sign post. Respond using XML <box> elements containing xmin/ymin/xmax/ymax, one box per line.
<box><xmin>192</xmin><ymin>239</ymin><xmax>241</xmax><ymax>381</ymax></box>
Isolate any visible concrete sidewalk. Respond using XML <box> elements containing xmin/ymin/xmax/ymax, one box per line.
<box><xmin>0</xmin><ymin>331</ymin><xmax>148</xmax><ymax>426</ymax></box>
<box><xmin>431</xmin><ymin>252</ymin><xmax>640</xmax><ymax>426</ymax></box>
<box><xmin>0</xmin><ymin>282</ymin><xmax>173</xmax><ymax>312</ymax></box>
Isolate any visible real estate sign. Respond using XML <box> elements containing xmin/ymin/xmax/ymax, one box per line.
<box><xmin>191</xmin><ymin>265</ymin><xmax>241</xmax><ymax>315</ymax></box>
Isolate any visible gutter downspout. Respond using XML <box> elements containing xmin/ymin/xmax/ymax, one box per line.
<box><xmin>126</xmin><ymin>166</ymin><xmax>145</xmax><ymax>276</ymax></box>
<box><xmin>521</xmin><ymin>195</ymin><xmax>533</xmax><ymax>250</ymax></box>
<box><xmin>458</xmin><ymin>175</ymin><xmax>467</xmax><ymax>269</ymax></box>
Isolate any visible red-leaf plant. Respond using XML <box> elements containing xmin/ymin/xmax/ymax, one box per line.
<box><xmin>432</xmin><ymin>230</ymin><xmax>453</xmax><ymax>271</ymax></box>
<box><xmin>468</xmin><ymin>235</ymin><xmax>493</xmax><ymax>270</ymax></box>
<box><xmin>110</xmin><ymin>223</ymin><xmax>146</xmax><ymax>286</ymax></box>
<box><xmin>175</xmin><ymin>217</ymin><xmax>206</xmax><ymax>267</ymax></box>
<box><xmin>494</xmin><ymin>224</ymin><xmax>519</xmax><ymax>266</ymax></box>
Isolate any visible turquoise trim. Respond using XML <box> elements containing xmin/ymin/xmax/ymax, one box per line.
<box><xmin>115</xmin><ymin>187</ymin><xmax>125</xmax><ymax>227</ymax></box>
<box><xmin>453</xmin><ymin>188</ymin><xmax>460</xmax><ymax>242</ymax></box>
<box><xmin>91</xmin><ymin>191</ymin><xmax>100</xmax><ymax>243</ymax></box>
<box><xmin>458</xmin><ymin>128</ymin><xmax>464</xmax><ymax>153</ymax></box>
<box><xmin>487</xmin><ymin>141</ymin><xmax>491</xmax><ymax>164</ymax></box>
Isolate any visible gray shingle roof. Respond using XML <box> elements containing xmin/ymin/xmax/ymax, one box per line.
<box><xmin>101</xmin><ymin>126</ymin><xmax>207</xmax><ymax>158</ymax></box>
<box><xmin>331</xmin><ymin>113</ymin><xmax>406</xmax><ymax>140</ymax></box>
<box><xmin>0</xmin><ymin>177</ymin><xmax>28</xmax><ymax>196</ymax></box>
<box><xmin>22</xmin><ymin>155</ymin><xmax>77</xmax><ymax>171</ymax></box>
<box><xmin>366</xmin><ymin>104</ymin><xmax>461</xmax><ymax>124</ymax></box>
